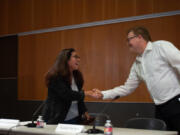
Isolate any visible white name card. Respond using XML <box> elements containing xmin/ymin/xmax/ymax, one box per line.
<box><xmin>0</xmin><ymin>119</ymin><xmax>20</xmax><ymax>129</ymax></box>
<box><xmin>55</xmin><ymin>124</ymin><xmax>85</xmax><ymax>134</ymax></box>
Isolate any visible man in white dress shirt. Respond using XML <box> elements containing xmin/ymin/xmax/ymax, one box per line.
<box><xmin>91</xmin><ymin>26</ymin><xmax>180</xmax><ymax>134</ymax></box>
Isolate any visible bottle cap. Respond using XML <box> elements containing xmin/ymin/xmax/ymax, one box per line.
<box><xmin>106</xmin><ymin>120</ymin><xmax>111</xmax><ymax>122</ymax></box>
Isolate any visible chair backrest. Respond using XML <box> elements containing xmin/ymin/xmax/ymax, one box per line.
<box><xmin>89</xmin><ymin>113</ymin><xmax>109</xmax><ymax>126</ymax></box>
<box><xmin>124</xmin><ymin>117</ymin><xmax>167</xmax><ymax>130</ymax></box>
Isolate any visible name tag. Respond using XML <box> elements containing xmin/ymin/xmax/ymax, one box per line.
<box><xmin>55</xmin><ymin>124</ymin><xmax>85</xmax><ymax>134</ymax></box>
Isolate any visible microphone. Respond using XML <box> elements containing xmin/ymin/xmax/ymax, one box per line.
<box><xmin>25</xmin><ymin>101</ymin><xmax>45</xmax><ymax>127</ymax></box>
<box><xmin>86</xmin><ymin>96</ymin><xmax>120</xmax><ymax>134</ymax></box>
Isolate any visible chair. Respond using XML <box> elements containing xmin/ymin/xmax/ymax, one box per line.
<box><xmin>89</xmin><ymin>113</ymin><xmax>109</xmax><ymax>126</ymax></box>
<box><xmin>124</xmin><ymin>117</ymin><xmax>167</xmax><ymax>130</ymax></box>
<box><xmin>81</xmin><ymin>113</ymin><xmax>108</xmax><ymax>126</ymax></box>
<box><xmin>85</xmin><ymin>113</ymin><xmax>109</xmax><ymax>134</ymax></box>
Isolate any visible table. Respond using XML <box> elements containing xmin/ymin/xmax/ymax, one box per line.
<box><xmin>0</xmin><ymin>123</ymin><xmax>178</xmax><ymax>135</ymax></box>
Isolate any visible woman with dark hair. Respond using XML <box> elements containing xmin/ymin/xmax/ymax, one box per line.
<box><xmin>43</xmin><ymin>48</ymin><xmax>91</xmax><ymax>124</ymax></box>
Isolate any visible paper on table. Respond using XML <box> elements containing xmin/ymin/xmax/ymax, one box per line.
<box><xmin>0</xmin><ymin>119</ymin><xmax>20</xmax><ymax>129</ymax></box>
<box><xmin>55</xmin><ymin>124</ymin><xmax>85</xmax><ymax>134</ymax></box>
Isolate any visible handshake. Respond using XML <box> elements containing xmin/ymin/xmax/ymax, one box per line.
<box><xmin>85</xmin><ymin>89</ymin><xmax>103</xmax><ymax>99</ymax></box>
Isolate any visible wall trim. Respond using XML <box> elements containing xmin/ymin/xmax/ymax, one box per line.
<box><xmin>0</xmin><ymin>10</ymin><xmax>179</xmax><ymax>38</ymax></box>
<box><xmin>18</xmin><ymin>10</ymin><xmax>180</xmax><ymax>36</ymax></box>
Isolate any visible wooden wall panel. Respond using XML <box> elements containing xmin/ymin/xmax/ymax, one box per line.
<box><xmin>0</xmin><ymin>0</ymin><xmax>8</xmax><ymax>36</ymax></box>
<box><xmin>83</xmin><ymin>0</ymin><xmax>105</xmax><ymax>22</ymax></box>
<box><xmin>7</xmin><ymin>0</ymin><xmax>19</xmax><ymax>34</ymax></box>
<box><xmin>154</xmin><ymin>0</ymin><xmax>180</xmax><ymax>12</ymax></box>
<box><xmin>18</xmin><ymin>35</ymin><xmax>37</xmax><ymax>99</ymax></box>
<box><xmin>34</xmin><ymin>0</ymin><xmax>58</xmax><ymax>29</ymax></box>
<box><xmin>0</xmin><ymin>0</ymin><xmax>179</xmax><ymax>36</ymax></box>
<box><xmin>18</xmin><ymin>15</ymin><xmax>180</xmax><ymax>102</ymax></box>
<box><xmin>136</xmin><ymin>0</ymin><xmax>154</xmax><ymax>15</ymax></box>
<box><xmin>16</xmin><ymin>0</ymin><xmax>34</xmax><ymax>32</ymax></box>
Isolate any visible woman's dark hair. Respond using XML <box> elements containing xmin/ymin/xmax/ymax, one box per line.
<box><xmin>127</xmin><ymin>26</ymin><xmax>152</xmax><ymax>42</ymax></box>
<box><xmin>45</xmin><ymin>48</ymin><xmax>84</xmax><ymax>88</ymax></box>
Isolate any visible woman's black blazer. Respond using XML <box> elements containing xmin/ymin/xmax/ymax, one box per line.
<box><xmin>42</xmin><ymin>75</ymin><xmax>87</xmax><ymax>124</ymax></box>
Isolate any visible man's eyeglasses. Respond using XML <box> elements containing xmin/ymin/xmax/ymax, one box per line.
<box><xmin>127</xmin><ymin>35</ymin><xmax>137</xmax><ymax>42</ymax></box>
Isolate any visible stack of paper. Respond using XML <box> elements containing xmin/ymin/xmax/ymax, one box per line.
<box><xmin>0</xmin><ymin>119</ymin><xmax>20</xmax><ymax>129</ymax></box>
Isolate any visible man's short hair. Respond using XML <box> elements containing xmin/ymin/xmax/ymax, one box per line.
<box><xmin>127</xmin><ymin>26</ymin><xmax>152</xmax><ymax>42</ymax></box>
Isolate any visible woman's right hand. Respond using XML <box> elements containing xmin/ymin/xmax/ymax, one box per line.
<box><xmin>84</xmin><ymin>89</ymin><xmax>103</xmax><ymax>99</ymax></box>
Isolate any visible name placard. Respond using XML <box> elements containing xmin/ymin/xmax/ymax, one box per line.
<box><xmin>55</xmin><ymin>124</ymin><xmax>85</xmax><ymax>134</ymax></box>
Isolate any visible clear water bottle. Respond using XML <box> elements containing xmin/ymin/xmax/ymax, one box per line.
<box><xmin>104</xmin><ymin>120</ymin><xmax>113</xmax><ymax>135</ymax></box>
<box><xmin>36</xmin><ymin>115</ymin><xmax>44</xmax><ymax>128</ymax></box>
